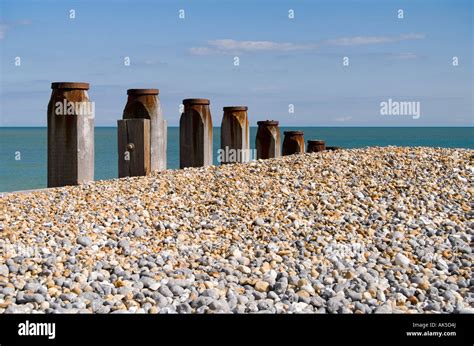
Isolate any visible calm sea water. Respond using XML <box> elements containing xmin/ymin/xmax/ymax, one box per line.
<box><xmin>1</xmin><ymin>127</ymin><xmax>473</xmax><ymax>192</ymax></box>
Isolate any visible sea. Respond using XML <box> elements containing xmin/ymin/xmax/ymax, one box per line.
<box><xmin>1</xmin><ymin>127</ymin><xmax>473</xmax><ymax>192</ymax></box>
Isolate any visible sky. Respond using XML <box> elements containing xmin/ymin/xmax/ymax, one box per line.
<box><xmin>0</xmin><ymin>0</ymin><xmax>472</xmax><ymax>126</ymax></box>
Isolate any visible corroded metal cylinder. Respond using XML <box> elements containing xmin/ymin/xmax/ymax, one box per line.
<box><xmin>123</xmin><ymin>89</ymin><xmax>167</xmax><ymax>171</ymax></box>
<box><xmin>307</xmin><ymin>140</ymin><xmax>326</xmax><ymax>153</ymax></box>
<box><xmin>256</xmin><ymin>120</ymin><xmax>281</xmax><ymax>160</ymax></box>
<box><xmin>47</xmin><ymin>82</ymin><xmax>94</xmax><ymax>187</ymax></box>
<box><xmin>180</xmin><ymin>98</ymin><xmax>213</xmax><ymax>168</ymax></box>
<box><xmin>282</xmin><ymin>131</ymin><xmax>305</xmax><ymax>156</ymax></box>
<box><xmin>220</xmin><ymin>106</ymin><xmax>249</xmax><ymax>164</ymax></box>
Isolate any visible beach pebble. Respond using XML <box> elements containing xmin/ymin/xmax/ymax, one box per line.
<box><xmin>0</xmin><ymin>265</ymin><xmax>9</xmax><ymax>277</ymax></box>
<box><xmin>255</xmin><ymin>281</ymin><xmax>270</xmax><ymax>293</ymax></box>
<box><xmin>77</xmin><ymin>236</ymin><xmax>92</xmax><ymax>247</ymax></box>
<box><xmin>394</xmin><ymin>253</ymin><xmax>410</xmax><ymax>268</ymax></box>
<box><xmin>1</xmin><ymin>147</ymin><xmax>471</xmax><ymax>314</ymax></box>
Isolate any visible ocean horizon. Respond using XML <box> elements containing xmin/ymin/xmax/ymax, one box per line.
<box><xmin>1</xmin><ymin>126</ymin><xmax>473</xmax><ymax>192</ymax></box>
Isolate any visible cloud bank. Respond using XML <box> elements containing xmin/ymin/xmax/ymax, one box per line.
<box><xmin>190</xmin><ymin>33</ymin><xmax>425</xmax><ymax>55</ymax></box>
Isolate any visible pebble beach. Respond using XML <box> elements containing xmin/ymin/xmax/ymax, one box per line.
<box><xmin>0</xmin><ymin>146</ymin><xmax>472</xmax><ymax>314</ymax></box>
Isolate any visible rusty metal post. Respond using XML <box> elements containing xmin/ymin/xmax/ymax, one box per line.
<box><xmin>180</xmin><ymin>98</ymin><xmax>213</xmax><ymax>168</ymax></box>
<box><xmin>256</xmin><ymin>120</ymin><xmax>280</xmax><ymax>160</ymax></box>
<box><xmin>282</xmin><ymin>131</ymin><xmax>305</xmax><ymax>156</ymax></box>
<box><xmin>220</xmin><ymin>106</ymin><xmax>249</xmax><ymax>164</ymax></box>
<box><xmin>47</xmin><ymin>82</ymin><xmax>94</xmax><ymax>187</ymax></box>
<box><xmin>307</xmin><ymin>140</ymin><xmax>326</xmax><ymax>153</ymax></box>
<box><xmin>123</xmin><ymin>89</ymin><xmax>167</xmax><ymax>171</ymax></box>
<box><xmin>117</xmin><ymin>119</ymin><xmax>150</xmax><ymax>177</ymax></box>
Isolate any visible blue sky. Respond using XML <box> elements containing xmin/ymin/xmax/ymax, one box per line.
<box><xmin>0</xmin><ymin>0</ymin><xmax>472</xmax><ymax>126</ymax></box>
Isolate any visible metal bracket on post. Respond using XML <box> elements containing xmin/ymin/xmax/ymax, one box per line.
<box><xmin>117</xmin><ymin>119</ymin><xmax>150</xmax><ymax>177</ymax></box>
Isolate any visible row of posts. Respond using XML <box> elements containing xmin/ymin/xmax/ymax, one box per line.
<box><xmin>47</xmin><ymin>82</ymin><xmax>339</xmax><ymax>188</ymax></box>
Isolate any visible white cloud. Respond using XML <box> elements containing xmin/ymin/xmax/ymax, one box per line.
<box><xmin>17</xmin><ymin>19</ymin><xmax>32</xmax><ymax>25</ymax></box>
<box><xmin>0</xmin><ymin>24</ymin><xmax>9</xmax><ymax>39</ymax></box>
<box><xmin>0</xmin><ymin>20</ymin><xmax>32</xmax><ymax>40</ymax></box>
<box><xmin>191</xmin><ymin>39</ymin><xmax>314</xmax><ymax>55</ymax></box>
<box><xmin>323</xmin><ymin>33</ymin><xmax>424</xmax><ymax>46</ymax></box>
<box><xmin>141</xmin><ymin>59</ymin><xmax>167</xmax><ymax>66</ymax></box>
<box><xmin>324</xmin><ymin>36</ymin><xmax>390</xmax><ymax>46</ymax></box>
<box><xmin>388</xmin><ymin>52</ymin><xmax>419</xmax><ymax>60</ymax></box>
<box><xmin>189</xmin><ymin>47</ymin><xmax>214</xmax><ymax>56</ymax></box>
<box><xmin>209</xmin><ymin>39</ymin><xmax>311</xmax><ymax>52</ymax></box>
<box><xmin>334</xmin><ymin>116</ymin><xmax>353</xmax><ymax>122</ymax></box>
<box><xmin>399</xmin><ymin>33</ymin><xmax>426</xmax><ymax>40</ymax></box>
<box><xmin>190</xmin><ymin>34</ymin><xmax>425</xmax><ymax>55</ymax></box>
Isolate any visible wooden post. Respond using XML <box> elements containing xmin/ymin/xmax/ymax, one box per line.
<box><xmin>117</xmin><ymin>119</ymin><xmax>150</xmax><ymax>177</ymax></box>
<box><xmin>256</xmin><ymin>120</ymin><xmax>280</xmax><ymax>159</ymax></box>
<box><xmin>282</xmin><ymin>131</ymin><xmax>305</xmax><ymax>156</ymax></box>
<box><xmin>122</xmin><ymin>89</ymin><xmax>166</xmax><ymax>171</ymax></box>
<box><xmin>47</xmin><ymin>82</ymin><xmax>94</xmax><ymax>187</ymax></box>
<box><xmin>220</xmin><ymin>106</ymin><xmax>249</xmax><ymax>164</ymax></box>
<box><xmin>307</xmin><ymin>140</ymin><xmax>326</xmax><ymax>153</ymax></box>
<box><xmin>180</xmin><ymin>98</ymin><xmax>213</xmax><ymax>168</ymax></box>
